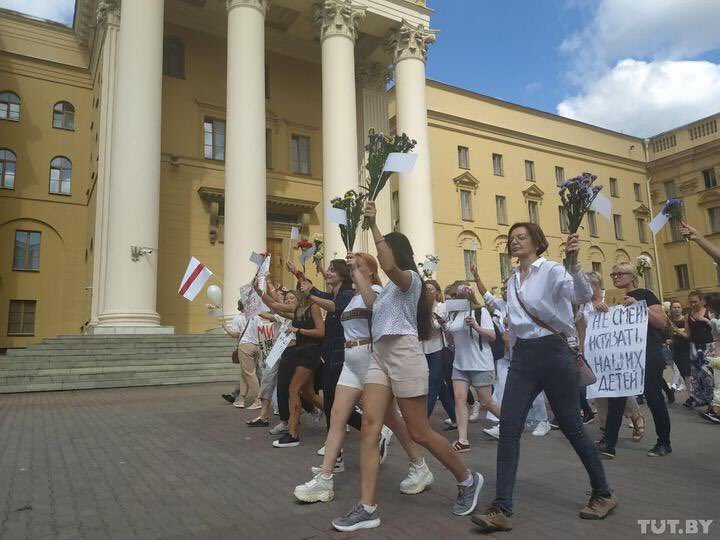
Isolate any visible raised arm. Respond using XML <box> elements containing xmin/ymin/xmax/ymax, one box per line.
<box><xmin>681</xmin><ymin>221</ymin><xmax>720</xmax><ymax>263</ymax></box>
<box><xmin>299</xmin><ymin>279</ymin><xmax>336</xmax><ymax>313</ymax></box>
<box><xmin>363</xmin><ymin>200</ymin><xmax>413</xmax><ymax>291</ymax></box>
<box><xmin>254</xmin><ymin>281</ymin><xmax>295</xmax><ymax>317</ymax></box>
<box><xmin>471</xmin><ymin>264</ymin><xmax>497</xmax><ymax>313</ymax></box>
<box><xmin>552</xmin><ymin>234</ymin><xmax>592</xmax><ymax>305</ymax></box>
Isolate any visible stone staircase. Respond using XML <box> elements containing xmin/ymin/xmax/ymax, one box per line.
<box><xmin>0</xmin><ymin>334</ymin><xmax>239</xmax><ymax>394</ymax></box>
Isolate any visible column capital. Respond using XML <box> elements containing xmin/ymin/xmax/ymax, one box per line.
<box><xmin>226</xmin><ymin>0</ymin><xmax>270</xmax><ymax>15</ymax></box>
<box><xmin>96</xmin><ymin>0</ymin><xmax>120</xmax><ymax>26</ymax></box>
<box><xmin>313</xmin><ymin>0</ymin><xmax>366</xmax><ymax>42</ymax></box>
<box><xmin>356</xmin><ymin>62</ymin><xmax>392</xmax><ymax>91</ymax></box>
<box><xmin>386</xmin><ymin>20</ymin><xmax>436</xmax><ymax>63</ymax></box>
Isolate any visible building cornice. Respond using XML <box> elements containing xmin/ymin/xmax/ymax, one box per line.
<box><xmin>647</xmin><ymin>137</ymin><xmax>720</xmax><ymax>173</ymax></box>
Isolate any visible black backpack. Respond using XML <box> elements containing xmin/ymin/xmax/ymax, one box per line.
<box><xmin>473</xmin><ymin>307</ymin><xmax>505</xmax><ymax>361</ymax></box>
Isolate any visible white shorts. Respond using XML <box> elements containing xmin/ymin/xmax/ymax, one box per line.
<box><xmin>337</xmin><ymin>344</ymin><xmax>373</xmax><ymax>390</ymax></box>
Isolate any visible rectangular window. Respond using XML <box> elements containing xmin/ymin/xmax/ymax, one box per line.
<box><xmin>528</xmin><ymin>200</ymin><xmax>539</xmax><ymax>224</ymax></box>
<box><xmin>633</xmin><ymin>182</ymin><xmax>642</xmax><ymax>202</ymax></box>
<box><xmin>492</xmin><ymin>153</ymin><xmax>504</xmax><ymax>176</ymax></box>
<box><xmin>499</xmin><ymin>253</ymin><xmax>511</xmax><ymax>282</ymax></box>
<box><xmin>664</xmin><ymin>180</ymin><xmax>677</xmax><ymax>199</ymax></box>
<box><xmin>609</xmin><ymin>177</ymin><xmax>619</xmax><ymax>197</ymax></box>
<box><xmin>559</xmin><ymin>206</ymin><xmax>570</xmax><ymax>233</ymax></box>
<box><xmin>463</xmin><ymin>249</ymin><xmax>477</xmax><ymax>280</ymax></box>
<box><xmin>591</xmin><ymin>261</ymin><xmax>602</xmax><ymax>275</ymax></box>
<box><xmin>203</xmin><ymin>118</ymin><xmax>225</xmax><ymax>161</ymax></box>
<box><xmin>637</xmin><ymin>218</ymin><xmax>648</xmax><ymax>243</ymax></box>
<box><xmin>670</xmin><ymin>217</ymin><xmax>683</xmax><ymax>241</ymax></box>
<box><xmin>460</xmin><ymin>189</ymin><xmax>473</xmax><ymax>221</ymax></box>
<box><xmin>266</xmin><ymin>129</ymin><xmax>272</xmax><ymax>169</ymax></box>
<box><xmin>613</xmin><ymin>214</ymin><xmax>623</xmax><ymax>240</ymax></box>
<box><xmin>13</xmin><ymin>231</ymin><xmax>40</xmax><ymax>271</ymax></box>
<box><xmin>525</xmin><ymin>160</ymin><xmax>535</xmax><ymax>181</ymax></box>
<box><xmin>555</xmin><ymin>166</ymin><xmax>565</xmax><ymax>187</ymax></box>
<box><xmin>8</xmin><ymin>300</ymin><xmax>36</xmax><ymax>336</ymax></box>
<box><xmin>291</xmin><ymin>134</ymin><xmax>311</xmax><ymax>175</ymax></box>
<box><xmin>587</xmin><ymin>210</ymin><xmax>598</xmax><ymax>237</ymax></box>
<box><xmin>391</xmin><ymin>190</ymin><xmax>400</xmax><ymax>232</ymax></box>
<box><xmin>495</xmin><ymin>195</ymin><xmax>507</xmax><ymax>225</ymax></box>
<box><xmin>703</xmin><ymin>168</ymin><xmax>717</xmax><ymax>189</ymax></box>
<box><xmin>458</xmin><ymin>146</ymin><xmax>470</xmax><ymax>169</ymax></box>
<box><xmin>709</xmin><ymin>207</ymin><xmax>720</xmax><ymax>233</ymax></box>
<box><xmin>675</xmin><ymin>264</ymin><xmax>690</xmax><ymax>290</ymax></box>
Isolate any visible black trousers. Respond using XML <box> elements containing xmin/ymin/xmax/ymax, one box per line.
<box><xmin>323</xmin><ymin>355</ymin><xmax>362</xmax><ymax>431</ymax></box>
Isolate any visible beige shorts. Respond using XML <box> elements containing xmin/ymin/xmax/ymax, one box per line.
<box><xmin>365</xmin><ymin>334</ymin><xmax>429</xmax><ymax>398</ymax></box>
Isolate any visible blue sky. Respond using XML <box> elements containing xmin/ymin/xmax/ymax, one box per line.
<box><xmin>2</xmin><ymin>0</ymin><xmax>719</xmax><ymax>137</ymax></box>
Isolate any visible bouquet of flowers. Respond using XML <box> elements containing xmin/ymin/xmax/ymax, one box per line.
<box><xmin>636</xmin><ymin>254</ymin><xmax>653</xmax><ymax>277</ymax></box>
<box><xmin>362</xmin><ymin>129</ymin><xmax>416</xmax><ymax>229</ymax></box>
<box><xmin>312</xmin><ymin>233</ymin><xmax>324</xmax><ymax>262</ymax></box>
<box><xmin>662</xmin><ymin>198</ymin><xmax>687</xmax><ymax>241</ymax></box>
<box><xmin>330</xmin><ymin>190</ymin><xmax>367</xmax><ymax>252</ymax></box>
<box><xmin>559</xmin><ymin>172</ymin><xmax>603</xmax><ymax>268</ymax></box>
<box><xmin>296</xmin><ymin>239</ymin><xmax>314</xmax><ymax>273</ymax></box>
<box><xmin>417</xmin><ymin>254</ymin><xmax>440</xmax><ymax>279</ymax></box>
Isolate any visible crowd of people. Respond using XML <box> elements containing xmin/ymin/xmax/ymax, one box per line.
<box><xmin>219</xmin><ymin>205</ymin><xmax>720</xmax><ymax>534</ymax></box>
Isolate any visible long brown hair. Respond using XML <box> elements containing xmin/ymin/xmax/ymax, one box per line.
<box><xmin>329</xmin><ymin>259</ymin><xmax>353</xmax><ymax>291</ymax></box>
<box><xmin>426</xmin><ymin>279</ymin><xmax>444</xmax><ymax>303</ymax></box>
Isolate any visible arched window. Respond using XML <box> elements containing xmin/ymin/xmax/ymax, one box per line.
<box><xmin>0</xmin><ymin>91</ymin><xmax>20</xmax><ymax>121</ymax></box>
<box><xmin>52</xmin><ymin>101</ymin><xmax>75</xmax><ymax>130</ymax></box>
<box><xmin>0</xmin><ymin>148</ymin><xmax>16</xmax><ymax>189</ymax></box>
<box><xmin>49</xmin><ymin>156</ymin><xmax>72</xmax><ymax>195</ymax></box>
<box><xmin>162</xmin><ymin>37</ymin><xmax>185</xmax><ymax>79</ymax></box>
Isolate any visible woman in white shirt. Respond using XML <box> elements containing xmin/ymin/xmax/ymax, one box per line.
<box><xmin>472</xmin><ymin>222</ymin><xmax>615</xmax><ymax>533</ymax></box>
<box><xmin>446</xmin><ymin>284</ymin><xmax>500</xmax><ymax>453</ymax></box>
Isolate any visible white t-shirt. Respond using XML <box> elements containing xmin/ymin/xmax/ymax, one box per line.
<box><xmin>423</xmin><ymin>302</ymin><xmax>447</xmax><ymax>355</ymax></box>
<box><xmin>372</xmin><ymin>271</ymin><xmax>422</xmax><ymax>341</ymax></box>
<box><xmin>447</xmin><ymin>308</ymin><xmax>495</xmax><ymax>372</ymax></box>
<box><xmin>231</xmin><ymin>313</ymin><xmax>260</xmax><ymax>345</ymax></box>
<box><xmin>342</xmin><ymin>285</ymin><xmax>382</xmax><ymax>341</ymax></box>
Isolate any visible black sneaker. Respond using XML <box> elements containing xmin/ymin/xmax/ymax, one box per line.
<box><xmin>647</xmin><ymin>443</ymin><xmax>672</xmax><ymax>457</ymax></box>
<box><xmin>682</xmin><ymin>397</ymin><xmax>696</xmax><ymax>409</ymax></box>
<box><xmin>666</xmin><ymin>388</ymin><xmax>675</xmax><ymax>404</ymax></box>
<box><xmin>272</xmin><ymin>433</ymin><xmax>300</xmax><ymax>448</ymax></box>
<box><xmin>443</xmin><ymin>423</ymin><xmax>458</xmax><ymax>432</ymax></box>
<box><xmin>582</xmin><ymin>411</ymin><xmax>596</xmax><ymax>425</ymax></box>
<box><xmin>549</xmin><ymin>418</ymin><xmax>560</xmax><ymax>430</ymax></box>
<box><xmin>596</xmin><ymin>442</ymin><xmax>616</xmax><ymax>459</ymax></box>
<box><xmin>221</xmin><ymin>393</ymin><xmax>235</xmax><ymax>404</ymax></box>
<box><xmin>699</xmin><ymin>410</ymin><xmax>720</xmax><ymax>424</ymax></box>
<box><xmin>636</xmin><ymin>395</ymin><xmax>645</xmax><ymax>405</ymax></box>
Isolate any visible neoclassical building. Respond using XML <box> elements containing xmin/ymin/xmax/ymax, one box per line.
<box><xmin>0</xmin><ymin>0</ymin><xmax>717</xmax><ymax>349</ymax></box>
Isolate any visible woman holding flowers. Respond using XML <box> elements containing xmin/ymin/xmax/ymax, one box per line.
<box><xmin>471</xmin><ymin>222</ymin><xmax>616</xmax><ymax>533</ymax></box>
<box><xmin>331</xmin><ymin>201</ymin><xmax>484</xmax><ymax>533</ymax></box>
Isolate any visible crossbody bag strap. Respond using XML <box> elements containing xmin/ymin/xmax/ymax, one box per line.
<box><xmin>513</xmin><ymin>277</ymin><xmax>570</xmax><ymax>346</ymax></box>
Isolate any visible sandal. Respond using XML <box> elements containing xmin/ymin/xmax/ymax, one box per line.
<box><xmin>452</xmin><ymin>440</ymin><xmax>471</xmax><ymax>453</ymax></box>
<box><xmin>246</xmin><ymin>417</ymin><xmax>270</xmax><ymax>427</ymax></box>
<box><xmin>631</xmin><ymin>413</ymin><xmax>645</xmax><ymax>442</ymax></box>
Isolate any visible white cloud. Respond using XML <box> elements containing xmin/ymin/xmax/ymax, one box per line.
<box><xmin>557</xmin><ymin>59</ymin><xmax>720</xmax><ymax>137</ymax></box>
<box><xmin>0</xmin><ymin>0</ymin><xmax>75</xmax><ymax>26</ymax></box>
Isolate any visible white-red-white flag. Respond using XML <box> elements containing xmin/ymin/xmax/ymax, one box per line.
<box><xmin>178</xmin><ymin>257</ymin><xmax>213</xmax><ymax>301</ymax></box>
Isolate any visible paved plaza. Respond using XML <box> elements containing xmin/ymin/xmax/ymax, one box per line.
<box><xmin>0</xmin><ymin>382</ymin><xmax>718</xmax><ymax>540</ymax></box>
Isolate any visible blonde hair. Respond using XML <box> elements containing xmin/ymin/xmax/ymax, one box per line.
<box><xmin>612</xmin><ymin>262</ymin><xmax>639</xmax><ymax>288</ymax></box>
<box><xmin>585</xmin><ymin>271</ymin><xmax>603</xmax><ymax>289</ymax></box>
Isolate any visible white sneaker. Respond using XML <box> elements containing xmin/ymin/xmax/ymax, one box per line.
<box><xmin>269</xmin><ymin>422</ymin><xmax>288</xmax><ymax>435</ymax></box>
<box><xmin>469</xmin><ymin>402</ymin><xmax>481</xmax><ymax>423</ymax></box>
<box><xmin>400</xmin><ymin>459</ymin><xmax>434</xmax><ymax>495</ymax></box>
<box><xmin>311</xmin><ymin>456</ymin><xmax>345</xmax><ymax>474</ymax></box>
<box><xmin>379</xmin><ymin>426</ymin><xmax>393</xmax><ymax>464</ymax></box>
<box><xmin>310</xmin><ymin>408</ymin><xmax>324</xmax><ymax>429</ymax></box>
<box><xmin>532</xmin><ymin>420</ymin><xmax>551</xmax><ymax>437</ymax></box>
<box><xmin>294</xmin><ymin>473</ymin><xmax>334</xmax><ymax>503</ymax></box>
<box><xmin>317</xmin><ymin>445</ymin><xmax>325</xmax><ymax>456</ymax></box>
<box><xmin>483</xmin><ymin>425</ymin><xmax>500</xmax><ymax>439</ymax></box>
<box><xmin>444</xmin><ymin>418</ymin><xmax>453</xmax><ymax>425</ymax></box>
<box><xmin>233</xmin><ymin>401</ymin><xmax>245</xmax><ymax>408</ymax></box>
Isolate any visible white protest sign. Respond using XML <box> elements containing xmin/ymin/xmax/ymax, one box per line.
<box><xmin>249</xmin><ymin>252</ymin><xmax>264</xmax><ymax>266</ymax></box>
<box><xmin>327</xmin><ymin>206</ymin><xmax>348</xmax><ymax>226</ymax></box>
<box><xmin>584</xmin><ymin>301</ymin><xmax>649</xmax><ymax>398</ymax></box>
<box><xmin>445</xmin><ymin>299</ymin><xmax>471</xmax><ymax>312</ymax></box>
<box><xmin>239</xmin><ymin>284</ymin><xmax>269</xmax><ymax>319</ymax></box>
<box><xmin>257</xmin><ymin>255</ymin><xmax>271</xmax><ymax>291</ymax></box>
<box><xmin>383</xmin><ymin>152</ymin><xmax>418</xmax><ymax>173</ymax></box>
<box><xmin>299</xmin><ymin>245</ymin><xmax>316</xmax><ymax>264</ymax></box>
<box><xmin>648</xmin><ymin>211</ymin><xmax>670</xmax><ymax>235</ymax></box>
<box><xmin>423</xmin><ymin>259</ymin><xmax>437</xmax><ymax>272</ymax></box>
<box><xmin>590</xmin><ymin>192</ymin><xmax>613</xmax><ymax>220</ymax></box>
<box><xmin>264</xmin><ymin>321</ymin><xmax>294</xmax><ymax>368</ymax></box>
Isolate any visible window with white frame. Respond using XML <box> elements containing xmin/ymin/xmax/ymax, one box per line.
<box><xmin>49</xmin><ymin>156</ymin><xmax>71</xmax><ymax>195</ymax></box>
<box><xmin>528</xmin><ymin>200</ymin><xmax>539</xmax><ymax>224</ymax></box>
<box><xmin>291</xmin><ymin>134</ymin><xmax>311</xmax><ymax>175</ymax></box>
<box><xmin>559</xmin><ymin>206</ymin><xmax>570</xmax><ymax>233</ymax></box>
<box><xmin>495</xmin><ymin>195</ymin><xmax>507</xmax><ymax>225</ymax></box>
<box><xmin>587</xmin><ymin>210</ymin><xmax>598</xmax><ymax>237</ymax></box>
<box><xmin>458</xmin><ymin>146</ymin><xmax>469</xmax><ymax>169</ymax></box>
<box><xmin>492</xmin><ymin>153</ymin><xmax>504</xmax><ymax>176</ymax></box>
<box><xmin>203</xmin><ymin>118</ymin><xmax>225</xmax><ymax>161</ymax></box>
<box><xmin>633</xmin><ymin>182</ymin><xmax>642</xmax><ymax>202</ymax></box>
<box><xmin>13</xmin><ymin>230</ymin><xmax>40</xmax><ymax>271</ymax></box>
<box><xmin>0</xmin><ymin>91</ymin><xmax>20</xmax><ymax>121</ymax></box>
<box><xmin>460</xmin><ymin>189</ymin><xmax>473</xmax><ymax>221</ymax></box>
<box><xmin>52</xmin><ymin>101</ymin><xmax>75</xmax><ymax>130</ymax></box>
<box><xmin>609</xmin><ymin>177</ymin><xmax>619</xmax><ymax>197</ymax></box>
<box><xmin>525</xmin><ymin>160</ymin><xmax>535</xmax><ymax>181</ymax></box>
<box><xmin>703</xmin><ymin>168</ymin><xmax>717</xmax><ymax>189</ymax></box>
<box><xmin>675</xmin><ymin>264</ymin><xmax>689</xmax><ymax>289</ymax></box>
<box><xmin>555</xmin><ymin>166</ymin><xmax>565</xmax><ymax>187</ymax></box>
<box><xmin>8</xmin><ymin>300</ymin><xmax>36</xmax><ymax>336</ymax></box>
<box><xmin>709</xmin><ymin>207</ymin><xmax>720</xmax><ymax>233</ymax></box>
<box><xmin>637</xmin><ymin>218</ymin><xmax>648</xmax><ymax>243</ymax></box>
<box><xmin>613</xmin><ymin>214</ymin><xmax>623</xmax><ymax>240</ymax></box>
<box><xmin>0</xmin><ymin>148</ymin><xmax>16</xmax><ymax>189</ymax></box>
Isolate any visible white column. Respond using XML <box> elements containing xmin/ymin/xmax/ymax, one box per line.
<box><xmin>314</xmin><ymin>0</ymin><xmax>365</xmax><ymax>260</ymax></box>
<box><xmin>90</xmin><ymin>2</ymin><xmax>121</xmax><ymax>328</ymax></box>
<box><xmin>97</xmin><ymin>0</ymin><xmax>165</xmax><ymax>329</ymax></box>
<box><xmin>387</xmin><ymin>21</ymin><xmax>437</xmax><ymax>259</ymax></box>
<box><xmin>223</xmin><ymin>0</ymin><xmax>268</xmax><ymax>316</ymax></box>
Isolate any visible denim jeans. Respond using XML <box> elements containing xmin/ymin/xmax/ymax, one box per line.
<box><xmin>426</xmin><ymin>350</ymin><xmax>456</xmax><ymax>422</ymax></box>
<box><xmin>494</xmin><ymin>335</ymin><xmax>611</xmax><ymax>513</ymax></box>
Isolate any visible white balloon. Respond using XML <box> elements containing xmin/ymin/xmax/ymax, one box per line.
<box><xmin>206</xmin><ymin>285</ymin><xmax>222</xmax><ymax>305</ymax></box>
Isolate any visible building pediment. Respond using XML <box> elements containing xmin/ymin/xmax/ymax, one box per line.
<box><xmin>522</xmin><ymin>184</ymin><xmax>545</xmax><ymax>201</ymax></box>
<box><xmin>452</xmin><ymin>171</ymin><xmax>479</xmax><ymax>192</ymax></box>
<box><xmin>697</xmin><ymin>188</ymin><xmax>720</xmax><ymax>207</ymax></box>
<box><xmin>633</xmin><ymin>204</ymin><xmax>651</xmax><ymax>217</ymax></box>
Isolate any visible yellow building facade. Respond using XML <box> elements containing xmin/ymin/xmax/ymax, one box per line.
<box><xmin>0</xmin><ymin>0</ymin><xmax>715</xmax><ymax>350</ymax></box>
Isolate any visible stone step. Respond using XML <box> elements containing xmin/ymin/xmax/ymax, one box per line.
<box><xmin>0</xmin><ymin>362</ymin><xmax>237</xmax><ymax>382</ymax></box>
<box><xmin>5</xmin><ymin>347</ymin><xmax>235</xmax><ymax>359</ymax></box>
<box><xmin>0</xmin><ymin>355</ymin><xmax>234</xmax><ymax>370</ymax></box>
<box><xmin>0</xmin><ymin>374</ymin><xmax>238</xmax><ymax>394</ymax></box>
<box><xmin>14</xmin><ymin>341</ymin><xmax>235</xmax><ymax>353</ymax></box>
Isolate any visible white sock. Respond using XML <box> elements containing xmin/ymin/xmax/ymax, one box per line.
<box><xmin>412</xmin><ymin>457</ymin><xmax>424</xmax><ymax>467</ymax></box>
<box><xmin>362</xmin><ymin>503</ymin><xmax>377</xmax><ymax>514</ymax></box>
<box><xmin>320</xmin><ymin>473</ymin><xmax>333</xmax><ymax>480</ymax></box>
<box><xmin>458</xmin><ymin>471</ymin><xmax>474</xmax><ymax>487</ymax></box>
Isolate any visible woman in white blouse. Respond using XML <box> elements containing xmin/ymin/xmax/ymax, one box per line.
<box><xmin>445</xmin><ymin>283</ymin><xmax>500</xmax><ymax>453</ymax></box>
<box><xmin>471</xmin><ymin>222</ymin><xmax>616</xmax><ymax>533</ymax></box>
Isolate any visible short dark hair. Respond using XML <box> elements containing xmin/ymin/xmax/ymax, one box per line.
<box><xmin>704</xmin><ymin>292</ymin><xmax>720</xmax><ymax>313</ymax></box>
<box><xmin>507</xmin><ymin>222</ymin><xmax>549</xmax><ymax>256</ymax></box>
<box><xmin>237</xmin><ymin>300</ymin><xmax>244</xmax><ymax>310</ymax></box>
<box><xmin>688</xmin><ymin>290</ymin><xmax>703</xmax><ymax>301</ymax></box>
